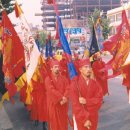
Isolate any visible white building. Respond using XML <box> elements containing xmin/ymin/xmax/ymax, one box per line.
<box><xmin>107</xmin><ymin>2</ymin><xmax>130</xmax><ymax>36</ymax></box>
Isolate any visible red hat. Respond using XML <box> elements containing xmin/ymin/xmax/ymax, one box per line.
<box><xmin>50</xmin><ymin>59</ymin><xmax>59</xmax><ymax>68</ymax></box>
<box><xmin>78</xmin><ymin>58</ymin><xmax>90</xmax><ymax>68</ymax></box>
<box><xmin>62</xmin><ymin>53</ymin><xmax>66</xmax><ymax>58</ymax></box>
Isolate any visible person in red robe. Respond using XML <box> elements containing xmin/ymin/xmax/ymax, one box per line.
<box><xmin>71</xmin><ymin>58</ymin><xmax>103</xmax><ymax>130</ymax></box>
<box><xmin>30</xmin><ymin>70</ymin><xmax>48</xmax><ymax>130</ymax></box>
<box><xmin>60</xmin><ymin>53</ymin><xmax>69</xmax><ymax>79</ymax></box>
<box><xmin>92</xmin><ymin>52</ymin><xmax>109</xmax><ymax>96</ymax></box>
<box><xmin>45</xmin><ymin>59</ymin><xmax>69</xmax><ymax>130</ymax></box>
<box><xmin>121</xmin><ymin>64</ymin><xmax>130</xmax><ymax>102</ymax></box>
<box><xmin>73</xmin><ymin>53</ymin><xmax>80</xmax><ymax>74</ymax></box>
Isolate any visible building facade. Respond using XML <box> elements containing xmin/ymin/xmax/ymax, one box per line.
<box><xmin>40</xmin><ymin>0</ymin><xmax>121</xmax><ymax>31</ymax></box>
<box><xmin>107</xmin><ymin>2</ymin><xmax>130</xmax><ymax>36</ymax></box>
<box><xmin>72</xmin><ymin>0</ymin><xmax>121</xmax><ymax>19</ymax></box>
<box><xmin>41</xmin><ymin>0</ymin><xmax>73</xmax><ymax>31</ymax></box>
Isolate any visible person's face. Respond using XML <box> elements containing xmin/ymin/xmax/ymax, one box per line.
<box><xmin>51</xmin><ymin>65</ymin><xmax>60</xmax><ymax>75</ymax></box>
<box><xmin>80</xmin><ymin>65</ymin><xmax>92</xmax><ymax>78</ymax></box>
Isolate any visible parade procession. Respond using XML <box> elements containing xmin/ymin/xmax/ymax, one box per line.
<box><xmin>1</xmin><ymin>0</ymin><xmax>130</xmax><ymax>130</ymax></box>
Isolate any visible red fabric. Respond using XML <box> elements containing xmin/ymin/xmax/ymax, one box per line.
<box><xmin>2</xmin><ymin>11</ymin><xmax>25</xmax><ymax>78</ymax></box>
<box><xmin>53</xmin><ymin>0</ymin><xmax>59</xmax><ymax>16</ymax></box>
<box><xmin>47</xmin><ymin>0</ymin><xmax>53</xmax><ymax>4</ymax></box>
<box><xmin>79</xmin><ymin>58</ymin><xmax>90</xmax><ymax>68</ymax></box>
<box><xmin>55</xmin><ymin>20</ymin><xmax>59</xmax><ymax>39</ymax></box>
<box><xmin>92</xmin><ymin>60</ymin><xmax>109</xmax><ymax>96</ymax></box>
<box><xmin>103</xmin><ymin>10</ymin><xmax>130</xmax><ymax>74</ymax></box>
<box><xmin>60</xmin><ymin>59</ymin><xmax>69</xmax><ymax>78</ymax></box>
<box><xmin>50</xmin><ymin>59</ymin><xmax>59</xmax><ymax>68</ymax></box>
<box><xmin>103</xmin><ymin>34</ymin><xmax>118</xmax><ymax>54</ymax></box>
<box><xmin>45</xmin><ymin>74</ymin><xmax>69</xmax><ymax>130</ymax></box>
<box><xmin>6</xmin><ymin>83</ymin><xmax>17</xmax><ymax>98</ymax></box>
<box><xmin>73</xmin><ymin>59</ymin><xmax>80</xmax><ymax>74</ymax></box>
<box><xmin>122</xmin><ymin>64</ymin><xmax>130</xmax><ymax>89</ymax></box>
<box><xmin>30</xmin><ymin>80</ymin><xmax>48</xmax><ymax>122</ymax></box>
<box><xmin>20</xmin><ymin>82</ymin><xmax>27</xmax><ymax>104</ymax></box>
<box><xmin>48</xmin><ymin>34</ymin><xmax>51</xmax><ymax>40</ymax></box>
<box><xmin>71</xmin><ymin>76</ymin><xmax>103</xmax><ymax>130</ymax></box>
<box><xmin>2</xmin><ymin>11</ymin><xmax>25</xmax><ymax>98</ymax></box>
<box><xmin>73</xmin><ymin>53</ymin><xmax>79</xmax><ymax>59</ymax></box>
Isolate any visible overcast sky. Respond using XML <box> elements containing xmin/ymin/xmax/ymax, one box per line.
<box><xmin>9</xmin><ymin>0</ymin><xmax>43</xmax><ymax>28</ymax></box>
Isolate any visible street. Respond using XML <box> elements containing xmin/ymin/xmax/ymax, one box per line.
<box><xmin>98</xmin><ymin>75</ymin><xmax>130</xmax><ymax>130</ymax></box>
<box><xmin>0</xmin><ymin>74</ymin><xmax>130</xmax><ymax>130</ymax></box>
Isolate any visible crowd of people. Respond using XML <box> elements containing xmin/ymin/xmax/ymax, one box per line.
<box><xmin>19</xmin><ymin>51</ymin><xmax>109</xmax><ymax>130</ymax></box>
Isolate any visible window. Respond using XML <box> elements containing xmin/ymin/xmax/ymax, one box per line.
<box><xmin>100</xmin><ymin>0</ymin><xmax>111</xmax><ymax>5</ymax></box>
<box><xmin>109</xmin><ymin>15</ymin><xmax>115</xmax><ymax>23</ymax></box>
<box><xmin>116</xmin><ymin>13</ymin><xmax>121</xmax><ymax>21</ymax></box>
<box><xmin>88</xmin><ymin>0</ymin><xmax>99</xmax><ymax>5</ymax></box>
<box><xmin>110</xmin><ymin>27</ymin><xmax>116</xmax><ymax>36</ymax></box>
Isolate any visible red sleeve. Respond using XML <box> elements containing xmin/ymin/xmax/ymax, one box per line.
<box><xmin>63</xmin><ymin>77</ymin><xmax>70</xmax><ymax>98</ymax></box>
<box><xmin>92</xmin><ymin>62</ymin><xmax>102</xmax><ymax>78</ymax></box>
<box><xmin>92</xmin><ymin>61</ymin><xmax>107</xmax><ymax>79</ymax></box>
<box><xmin>86</xmin><ymin>81</ymin><xmax>103</xmax><ymax>111</ymax></box>
<box><xmin>70</xmin><ymin>81</ymin><xmax>90</xmax><ymax>125</ymax></box>
<box><xmin>45</xmin><ymin>77</ymin><xmax>63</xmax><ymax>104</ymax></box>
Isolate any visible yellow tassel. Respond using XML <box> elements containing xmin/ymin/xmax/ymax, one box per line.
<box><xmin>25</xmin><ymin>84</ymin><xmax>33</xmax><ymax>105</ymax></box>
<box><xmin>15</xmin><ymin>72</ymin><xmax>27</xmax><ymax>92</ymax></box>
<box><xmin>122</xmin><ymin>73</ymin><xmax>126</xmax><ymax>79</ymax></box>
<box><xmin>0</xmin><ymin>92</ymin><xmax>10</xmax><ymax>109</ymax></box>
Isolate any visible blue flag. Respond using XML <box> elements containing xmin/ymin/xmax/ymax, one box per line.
<box><xmin>48</xmin><ymin>39</ymin><xmax>53</xmax><ymax>57</ymax></box>
<box><xmin>57</xmin><ymin>16</ymin><xmax>77</xmax><ymax>79</ymax></box>
<box><xmin>45</xmin><ymin>40</ymin><xmax>49</xmax><ymax>58</ymax></box>
<box><xmin>35</xmin><ymin>39</ymin><xmax>41</xmax><ymax>51</ymax></box>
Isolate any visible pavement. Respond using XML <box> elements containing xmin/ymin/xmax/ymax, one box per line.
<box><xmin>0</xmin><ymin>106</ymin><xmax>13</xmax><ymax>130</ymax></box>
<box><xmin>1</xmin><ymin>75</ymin><xmax>130</xmax><ymax>130</ymax></box>
<box><xmin>98</xmin><ymin>76</ymin><xmax>130</xmax><ymax>130</ymax></box>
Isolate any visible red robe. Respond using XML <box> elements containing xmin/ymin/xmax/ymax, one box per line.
<box><xmin>60</xmin><ymin>59</ymin><xmax>69</xmax><ymax>79</ymax></box>
<box><xmin>45</xmin><ymin>74</ymin><xmax>69</xmax><ymax>130</ymax></box>
<box><xmin>30</xmin><ymin>80</ymin><xmax>48</xmax><ymax>122</ymax></box>
<box><xmin>20</xmin><ymin>82</ymin><xmax>27</xmax><ymax>104</ymax></box>
<box><xmin>73</xmin><ymin>59</ymin><xmax>80</xmax><ymax>74</ymax></box>
<box><xmin>71</xmin><ymin>75</ymin><xmax>103</xmax><ymax>130</ymax></box>
<box><xmin>122</xmin><ymin>64</ymin><xmax>130</xmax><ymax>88</ymax></box>
<box><xmin>92</xmin><ymin>60</ymin><xmax>108</xmax><ymax>96</ymax></box>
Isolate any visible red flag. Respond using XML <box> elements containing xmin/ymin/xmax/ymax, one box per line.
<box><xmin>2</xmin><ymin>11</ymin><xmax>25</xmax><ymax>98</ymax></box>
<box><xmin>103</xmin><ymin>10</ymin><xmax>130</xmax><ymax>75</ymax></box>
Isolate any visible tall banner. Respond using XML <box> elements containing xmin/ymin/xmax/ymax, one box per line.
<box><xmin>2</xmin><ymin>11</ymin><xmax>25</xmax><ymax>97</ymax></box>
<box><xmin>89</xmin><ymin>26</ymin><xmax>100</xmax><ymax>57</ymax></box>
<box><xmin>57</xmin><ymin>16</ymin><xmax>77</xmax><ymax>80</ymax></box>
<box><xmin>14</xmin><ymin>2</ymin><xmax>40</xmax><ymax>83</ymax></box>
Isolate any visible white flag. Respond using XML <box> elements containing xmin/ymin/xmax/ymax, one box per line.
<box><xmin>15</xmin><ymin>2</ymin><xmax>40</xmax><ymax>83</ymax></box>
